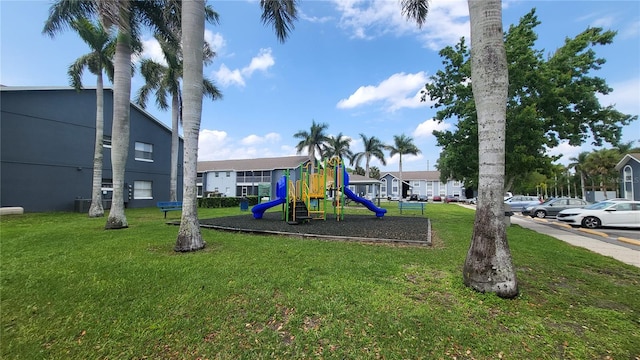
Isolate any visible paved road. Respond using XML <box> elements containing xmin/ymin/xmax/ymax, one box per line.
<box><xmin>458</xmin><ymin>203</ymin><xmax>640</xmax><ymax>268</ymax></box>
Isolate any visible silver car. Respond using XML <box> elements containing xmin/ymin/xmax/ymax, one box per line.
<box><xmin>522</xmin><ymin>197</ymin><xmax>589</xmax><ymax>218</ymax></box>
<box><xmin>504</xmin><ymin>195</ymin><xmax>540</xmax><ymax>212</ymax></box>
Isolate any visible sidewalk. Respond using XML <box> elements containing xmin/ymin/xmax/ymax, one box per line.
<box><xmin>457</xmin><ymin>203</ymin><xmax>640</xmax><ymax>268</ymax></box>
<box><xmin>510</xmin><ymin>215</ymin><xmax>640</xmax><ymax>268</ymax></box>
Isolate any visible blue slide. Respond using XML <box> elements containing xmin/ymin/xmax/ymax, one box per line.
<box><xmin>252</xmin><ymin>176</ymin><xmax>287</xmax><ymax>219</ymax></box>
<box><xmin>343</xmin><ymin>187</ymin><xmax>387</xmax><ymax>218</ymax></box>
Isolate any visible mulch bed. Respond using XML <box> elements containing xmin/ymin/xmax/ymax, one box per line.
<box><xmin>198</xmin><ymin>212</ymin><xmax>432</xmax><ymax>246</ymax></box>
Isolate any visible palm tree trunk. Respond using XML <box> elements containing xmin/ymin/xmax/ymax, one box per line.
<box><xmin>89</xmin><ymin>71</ymin><xmax>105</xmax><ymax>217</ymax></box>
<box><xmin>398</xmin><ymin>155</ymin><xmax>403</xmax><ymax>200</ymax></box>
<box><xmin>463</xmin><ymin>0</ymin><xmax>518</xmax><ymax>298</ymax></box>
<box><xmin>175</xmin><ymin>0</ymin><xmax>205</xmax><ymax>252</ymax></box>
<box><xmin>580</xmin><ymin>171</ymin><xmax>586</xmax><ymax>200</ymax></box>
<box><xmin>105</xmin><ymin>34</ymin><xmax>131</xmax><ymax>229</ymax></box>
<box><xmin>170</xmin><ymin>93</ymin><xmax>179</xmax><ymax>202</ymax></box>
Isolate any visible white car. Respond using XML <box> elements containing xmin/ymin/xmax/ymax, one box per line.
<box><xmin>556</xmin><ymin>200</ymin><xmax>640</xmax><ymax>229</ymax></box>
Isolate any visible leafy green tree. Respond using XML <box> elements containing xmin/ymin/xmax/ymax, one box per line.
<box><xmin>58</xmin><ymin>17</ymin><xmax>115</xmax><ymax>218</ymax></box>
<box><xmin>425</xmin><ymin>9</ymin><xmax>636</xmax><ymax>192</ymax></box>
<box><xmin>294</xmin><ymin>120</ymin><xmax>329</xmax><ymax>171</ymax></box>
<box><xmin>135</xmin><ymin>30</ymin><xmax>222</xmax><ymax>202</ymax></box>
<box><xmin>351</xmin><ymin>134</ymin><xmax>387</xmax><ymax>179</ymax></box>
<box><xmin>387</xmin><ymin>134</ymin><xmax>421</xmax><ymax>199</ymax></box>
<box><xmin>324</xmin><ymin>133</ymin><xmax>353</xmax><ymax>162</ymax></box>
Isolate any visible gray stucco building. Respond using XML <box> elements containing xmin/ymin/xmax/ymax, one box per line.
<box><xmin>1</xmin><ymin>86</ymin><xmax>182</xmax><ymax>212</ymax></box>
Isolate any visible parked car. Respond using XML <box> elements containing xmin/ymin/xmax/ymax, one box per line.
<box><xmin>504</xmin><ymin>195</ymin><xmax>541</xmax><ymax>212</ymax></box>
<box><xmin>432</xmin><ymin>195</ymin><xmax>442</xmax><ymax>202</ymax></box>
<box><xmin>557</xmin><ymin>200</ymin><xmax>640</xmax><ymax>229</ymax></box>
<box><xmin>444</xmin><ymin>195</ymin><xmax>460</xmax><ymax>203</ymax></box>
<box><xmin>418</xmin><ymin>195</ymin><xmax>428</xmax><ymax>202</ymax></box>
<box><xmin>522</xmin><ymin>197</ymin><xmax>589</xmax><ymax>218</ymax></box>
<box><xmin>464</xmin><ymin>197</ymin><xmax>477</xmax><ymax>205</ymax></box>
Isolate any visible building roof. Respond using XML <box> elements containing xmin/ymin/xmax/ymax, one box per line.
<box><xmin>0</xmin><ymin>86</ymin><xmax>174</xmax><ymax>134</ymax></box>
<box><xmin>347</xmin><ymin>173</ymin><xmax>381</xmax><ymax>184</ymax></box>
<box><xmin>381</xmin><ymin>171</ymin><xmax>442</xmax><ymax>181</ymax></box>
<box><xmin>198</xmin><ymin>155</ymin><xmax>309</xmax><ymax>172</ymax></box>
<box><xmin>615</xmin><ymin>153</ymin><xmax>640</xmax><ymax>171</ymax></box>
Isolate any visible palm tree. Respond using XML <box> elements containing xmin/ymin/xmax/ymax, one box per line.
<box><xmin>294</xmin><ymin>120</ymin><xmax>329</xmax><ymax>171</ymax></box>
<box><xmin>64</xmin><ymin>17</ymin><xmax>115</xmax><ymax>218</ymax></box>
<box><xmin>584</xmin><ymin>148</ymin><xmax>619</xmax><ymax>199</ymax></box>
<box><xmin>44</xmin><ymin>0</ymin><xmax>173</xmax><ymax>230</ymax></box>
<box><xmin>176</xmin><ymin>0</ymin><xmax>298</xmax><ymax>251</ymax></box>
<box><xmin>568</xmin><ymin>151</ymin><xmax>589</xmax><ymax>200</ymax></box>
<box><xmin>387</xmin><ymin>134</ymin><xmax>421</xmax><ymax>200</ymax></box>
<box><xmin>324</xmin><ymin>133</ymin><xmax>353</xmax><ymax>162</ymax></box>
<box><xmin>175</xmin><ymin>0</ymin><xmax>206</xmax><ymax>252</ymax></box>
<box><xmin>136</xmin><ymin>33</ymin><xmax>222</xmax><ymax>202</ymax></box>
<box><xmin>351</xmin><ymin>134</ymin><xmax>387</xmax><ymax>178</ymax></box>
<box><xmin>403</xmin><ymin>0</ymin><xmax>518</xmax><ymax>298</ymax></box>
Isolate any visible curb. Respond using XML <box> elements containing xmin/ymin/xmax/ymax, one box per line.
<box><xmin>618</xmin><ymin>237</ymin><xmax>640</xmax><ymax>246</ymax></box>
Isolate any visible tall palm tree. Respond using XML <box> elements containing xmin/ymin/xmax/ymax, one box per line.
<box><xmin>568</xmin><ymin>151</ymin><xmax>589</xmax><ymax>200</ymax></box>
<box><xmin>44</xmin><ymin>0</ymin><xmax>172</xmax><ymax>230</ymax></box>
<box><xmin>351</xmin><ymin>134</ymin><xmax>387</xmax><ymax>178</ymax></box>
<box><xmin>403</xmin><ymin>0</ymin><xmax>518</xmax><ymax>298</ymax></box>
<box><xmin>175</xmin><ymin>0</ymin><xmax>206</xmax><ymax>252</ymax></box>
<box><xmin>136</xmin><ymin>33</ymin><xmax>222</xmax><ymax>202</ymax></box>
<box><xmin>324</xmin><ymin>133</ymin><xmax>353</xmax><ymax>162</ymax></box>
<box><xmin>387</xmin><ymin>134</ymin><xmax>421</xmax><ymax>199</ymax></box>
<box><xmin>176</xmin><ymin>0</ymin><xmax>298</xmax><ymax>251</ymax></box>
<box><xmin>64</xmin><ymin>17</ymin><xmax>115</xmax><ymax>218</ymax></box>
<box><xmin>294</xmin><ymin>120</ymin><xmax>329</xmax><ymax>171</ymax></box>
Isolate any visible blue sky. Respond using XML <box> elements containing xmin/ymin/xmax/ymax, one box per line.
<box><xmin>1</xmin><ymin>0</ymin><xmax>638</xmax><ymax>172</ymax></box>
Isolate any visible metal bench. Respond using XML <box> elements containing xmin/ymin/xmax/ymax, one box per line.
<box><xmin>398</xmin><ymin>201</ymin><xmax>425</xmax><ymax>214</ymax></box>
<box><xmin>157</xmin><ymin>201</ymin><xmax>182</xmax><ymax>218</ymax></box>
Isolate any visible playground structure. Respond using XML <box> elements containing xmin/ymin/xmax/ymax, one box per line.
<box><xmin>251</xmin><ymin>157</ymin><xmax>386</xmax><ymax>223</ymax></box>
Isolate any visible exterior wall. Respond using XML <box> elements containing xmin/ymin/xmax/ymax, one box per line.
<box><xmin>620</xmin><ymin>160</ymin><xmax>640</xmax><ymax>201</ymax></box>
<box><xmin>0</xmin><ymin>88</ymin><xmax>181</xmax><ymax>212</ymax></box>
<box><xmin>203</xmin><ymin>170</ymin><xmax>237</xmax><ymax>197</ymax></box>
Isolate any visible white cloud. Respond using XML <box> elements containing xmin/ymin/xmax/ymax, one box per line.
<box><xmin>205</xmin><ymin>30</ymin><xmax>226</xmax><ymax>53</ymax></box>
<box><xmin>413</xmin><ymin>118</ymin><xmax>452</xmax><ymax>138</ymax></box>
<box><xmin>337</xmin><ymin>71</ymin><xmax>430</xmax><ymax>111</ymax></box>
<box><xmin>598</xmin><ymin>77</ymin><xmax>640</xmax><ymax>116</ymax></box>
<box><xmin>214</xmin><ymin>64</ymin><xmax>245</xmax><ymax>87</ymax></box>
<box><xmin>241</xmin><ymin>48</ymin><xmax>275</xmax><ymax>76</ymax></box>
<box><xmin>199</xmin><ymin>129</ymin><xmax>287</xmax><ymax>160</ymax></box>
<box><xmin>331</xmin><ymin>0</ymin><xmax>469</xmax><ymax>50</ymax></box>
<box><xmin>213</xmin><ymin>48</ymin><xmax>275</xmax><ymax>88</ymax></box>
<box><xmin>240</xmin><ymin>132</ymin><xmax>282</xmax><ymax>146</ymax></box>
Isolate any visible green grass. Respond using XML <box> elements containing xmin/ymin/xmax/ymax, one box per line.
<box><xmin>2</xmin><ymin>204</ymin><xmax>639</xmax><ymax>359</ymax></box>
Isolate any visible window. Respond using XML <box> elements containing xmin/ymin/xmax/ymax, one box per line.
<box><xmin>103</xmin><ymin>135</ymin><xmax>112</xmax><ymax>148</ymax></box>
<box><xmin>413</xmin><ymin>181</ymin><xmax>420</xmax><ymax>187</ymax></box>
<box><xmin>215</xmin><ymin>172</ymin><xmax>219</xmax><ymax>177</ymax></box>
<box><xmin>226</xmin><ymin>171</ymin><xmax>230</xmax><ymax>177</ymax></box>
<box><xmin>134</xmin><ymin>142</ymin><xmax>153</xmax><ymax>162</ymax></box>
<box><xmin>381</xmin><ymin>179</ymin><xmax>387</xmax><ymax>194</ymax></box>
<box><xmin>134</xmin><ymin>181</ymin><xmax>152</xmax><ymax>199</ymax></box>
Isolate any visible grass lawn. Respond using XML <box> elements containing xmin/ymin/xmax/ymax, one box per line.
<box><xmin>1</xmin><ymin>203</ymin><xmax>639</xmax><ymax>359</ymax></box>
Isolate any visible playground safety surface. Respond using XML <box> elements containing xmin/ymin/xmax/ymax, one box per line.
<box><xmin>199</xmin><ymin>212</ymin><xmax>432</xmax><ymax>245</ymax></box>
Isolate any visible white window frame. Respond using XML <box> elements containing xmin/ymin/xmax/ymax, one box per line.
<box><xmin>133</xmin><ymin>180</ymin><xmax>153</xmax><ymax>199</ymax></box>
<box><xmin>134</xmin><ymin>142</ymin><xmax>154</xmax><ymax>162</ymax></box>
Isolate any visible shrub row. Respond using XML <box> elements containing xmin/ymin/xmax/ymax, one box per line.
<box><xmin>198</xmin><ymin>196</ymin><xmax>259</xmax><ymax>208</ymax></box>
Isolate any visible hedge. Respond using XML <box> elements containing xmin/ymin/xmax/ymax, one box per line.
<box><xmin>197</xmin><ymin>196</ymin><xmax>259</xmax><ymax>208</ymax></box>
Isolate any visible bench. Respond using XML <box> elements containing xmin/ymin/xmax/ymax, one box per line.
<box><xmin>157</xmin><ymin>201</ymin><xmax>182</xmax><ymax>218</ymax></box>
<box><xmin>398</xmin><ymin>201</ymin><xmax>425</xmax><ymax>214</ymax></box>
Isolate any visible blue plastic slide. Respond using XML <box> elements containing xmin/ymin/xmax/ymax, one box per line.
<box><xmin>251</xmin><ymin>197</ymin><xmax>285</xmax><ymax>219</ymax></box>
<box><xmin>252</xmin><ymin>176</ymin><xmax>287</xmax><ymax>219</ymax></box>
<box><xmin>343</xmin><ymin>187</ymin><xmax>387</xmax><ymax>218</ymax></box>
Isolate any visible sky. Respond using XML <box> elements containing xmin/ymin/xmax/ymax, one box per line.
<box><xmin>1</xmin><ymin>0</ymin><xmax>639</xmax><ymax>173</ymax></box>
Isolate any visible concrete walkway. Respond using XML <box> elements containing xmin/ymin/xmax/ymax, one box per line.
<box><xmin>457</xmin><ymin>203</ymin><xmax>640</xmax><ymax>268</ymax></box>
<box><xmin>510</xmin><ymin>215</ymin><xmax>640</xmax><ymax>268</ymax></box>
